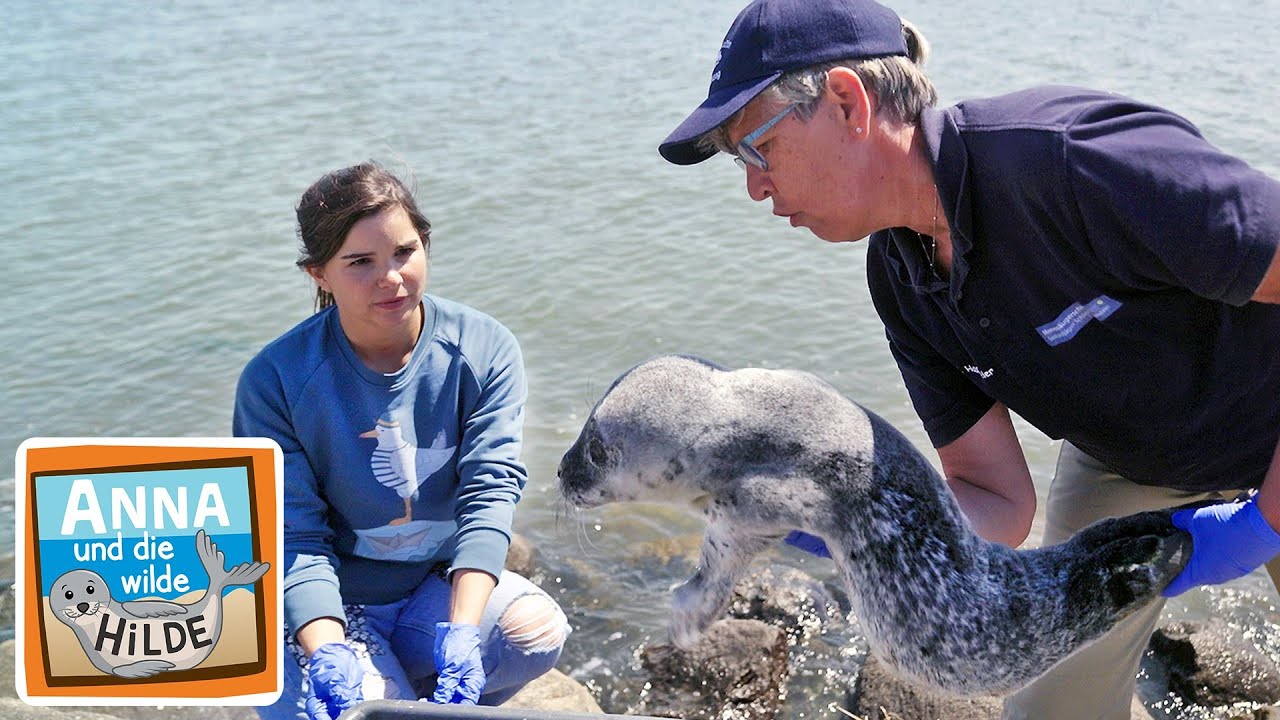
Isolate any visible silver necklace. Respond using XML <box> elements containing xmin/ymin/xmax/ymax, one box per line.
<box><xmin>919</xmin><ymin>188</ymin><xmax>938</xmax><ymax>274</ymax></box>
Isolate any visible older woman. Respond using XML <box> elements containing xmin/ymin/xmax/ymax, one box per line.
<box><xmin>658</xmin><ymin>1</ymin><xmax>1280</xmax><ymax>718</ymax></box>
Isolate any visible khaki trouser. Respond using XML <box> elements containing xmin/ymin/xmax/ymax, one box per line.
<box><xmin>1003</xmin><ymin>442</ymin><xmax>1280</xmax><ymax>720</ymax></box>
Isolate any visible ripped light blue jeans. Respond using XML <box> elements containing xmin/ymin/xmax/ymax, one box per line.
<box><xmin>256</xmin><ymin>569</ymin><xmax>570</xmax><ymax>719</ymax></box>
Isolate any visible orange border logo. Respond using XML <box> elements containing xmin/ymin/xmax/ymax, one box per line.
<box><xmin>16</xmin><ymin>438</ymin><xmax>283</xmax><ymax>706</ymax></box>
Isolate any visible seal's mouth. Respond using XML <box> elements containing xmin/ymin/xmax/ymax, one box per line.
<box><xmin>563</xmin><ymin>488</ymin><xmax>607</xmax><ymax>510</ymax></box>
<box><xmin>557</xmin><ymin>450</ymin><xmax>611</xmax><ymax>509</ymax></box>
<box><xmin>63</xmin><ymin>601</ymin><xmax>101</xmax><ymax>619</ymax></box>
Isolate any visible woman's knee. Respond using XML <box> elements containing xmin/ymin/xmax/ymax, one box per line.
<box><xmin>497</xmin><ymin>593</ymin><xmax>570</xmax><ymax>654</ymax></box>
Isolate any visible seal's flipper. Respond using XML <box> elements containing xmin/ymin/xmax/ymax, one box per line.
<box><xmin>195</xmin><ymin>529</ymin><xmax>228</xmax><ymax>590</ymax></box>
<box><xmin>112</xmin><ymin>659</ymin><xmax>174</xmax><ymax>678</ymax></box>
<box><xmin>120</xmin><ymin>599</ymin><xmax>188</xmax><ymax>618</ymax></box>
<box><xmin>1069</xmin><ymin>509</ymin><xmax>1182</xmax><ymax>552</ymax></box>
<box><xmin>1065</xmin><ymin>510</ymin><xmax>1192</xmax><ymax>595</ymax></box>
<box><xmin>1065</xmin><ymin>527</ymin><xmax>1189</xmax><ymax>618</ymax></box>
<box><xmin>195</xmin><ymin>529</ymin><xmax>269</xmax><ymax>592</ymax></box>
<box><xmin>225</xmin><ymin>560</ymin><xmax>270</xmax><ymax>587</ymax></box>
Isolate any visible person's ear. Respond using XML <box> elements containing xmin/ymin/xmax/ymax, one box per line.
<box><xmin>825</xmin><ymin>67</ymin><xmax>873</xmax><ymax>139</ymax></box>
<box><xmin>305</xmin><ymin>265</ymin><xmax>331</xmax><ymax>294</ymax></box>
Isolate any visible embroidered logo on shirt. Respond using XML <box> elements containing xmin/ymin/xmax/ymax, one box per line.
<box><xmin>1036</xmin><ymin>296</ymin><xmax>1122</xmax><ymax>347</ymax></box>
<box><xmin>964</xmin><ymin>365</ymin><xmax>995</xmax><ymax>380</ymax></box>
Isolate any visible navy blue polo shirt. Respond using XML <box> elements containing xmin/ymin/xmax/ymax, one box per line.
<box><xmin>867</xmin><ymin>86</ymin><xmax>1280</xmax><ymax>492</ymax></box>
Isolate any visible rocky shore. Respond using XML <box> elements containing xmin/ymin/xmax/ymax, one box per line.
<box><xmin>5</xmin><ymin>536</ymin><xmax>1280</xmax><ymax>720</ymax></box>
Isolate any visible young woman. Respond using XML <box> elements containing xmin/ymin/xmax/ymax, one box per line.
<box><xmin>235</xmin><ymin>162</ymin><xmax>569</xmax><ymax>720</ymax></box>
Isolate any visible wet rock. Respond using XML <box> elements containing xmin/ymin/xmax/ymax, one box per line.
<box><xmin>0</xmin><ymin>639</ymin><xmax>14</xmax><ymax>699</ymax></box>
<box><xmin>1149</xmin><ymin>620</ymin><xmax>1280</xmax><ymax>706</ymax></box>
<box><xmin>0</xmin><ymin>698</ymin><xmax>125</xmax><ymax>720</ymax></box>
<box><xmin>502</xmin><ymin>668</ymin><xmax>603</xmax><ymax>713</ymax></box>
<box><xmin>844</xmin><ymin>653</ymin><xmax>1001</xmax><ymax>720</ymax></box>
<box><xmin>0</xmin><ymin>580</ymin><xmax>14</xmax><ymax>639</ymax></box>
<box><xmin>504</xmin><ymin>533</ymin><xmax>537</xmax><ymax>578</ymax></box>
<box><xmin>501</xmin><ymin>532</ymin><xmax>601</xmax><ymax>712</ymax></box>
<box><xmin>622</xmin><ymin>535</ymin><xmax>703</xmax><ymax>575</ymax></box>
<box><xmin>1227</xmin><ymin>708</ymin><xmax>1280</xmax><ymax>720</ymax></box>
<box><xmin>638</xmin><ymin>619</ymin><xmax>789</xmax><ymax>720</ymax></box>
<box><xmin>727</xmin><ymin>565</ymin><xmax>841</xmax><ymax>642</ymax></box>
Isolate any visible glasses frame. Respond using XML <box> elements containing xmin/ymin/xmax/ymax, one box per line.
<box><xmin>733</xmin><ymin>102</ymin><xmax>799</xmax><ymax>171</ymax></box>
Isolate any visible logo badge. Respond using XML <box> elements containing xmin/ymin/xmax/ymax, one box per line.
<box><xmin>711</xmin><ymin>40</ymin><xmax>732</xmax><ymax>83</ymax></box>
<box><xmin>15</xmin><ymin>439</ymin><xmax>283</xmax><ymax>706</ymax></box>
<box><xmin>1036</xmin><ymin>296</ymin><xmax>1122</xmax><ymax>347</ymax></box>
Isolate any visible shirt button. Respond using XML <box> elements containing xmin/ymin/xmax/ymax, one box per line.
<box><xmin>979</xmin><ymin>317</ymin><xmax>991</xmax><ymax>328</ymax></box>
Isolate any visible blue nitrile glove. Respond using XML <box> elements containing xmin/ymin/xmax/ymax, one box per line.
<box><xmin>432</xmin><ymin>622</ymin><xmax>485</xmax><ymax>705</ymax></box>
<box><xmin>784</xmin><ymin>530</ymin><xmax>831</xmax><ymax>559</ymax></box>
<box><xmin>1162</xmin><ymin>498</ymin><xmax>1280</xmax><ymax>597</ymax></box>
<box><xmin>304</xmin><ymin>643</ymin><xmax>364</xmax><ymax>720</ymax></box>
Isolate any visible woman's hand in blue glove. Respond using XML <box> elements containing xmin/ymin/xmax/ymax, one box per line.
<box><xmin>304</xmin><ymin>643</ymin><xmax>364</xmax><ymax>720</ymax></box>
<box><xmin>432</xmin><ymin>622</ymin><xmax>485</xmax><ymax>704</ymax></box>
<box><xmin>783</xmin><ymin>530</ymin><xmax>831</xmax><ymax>558</ymax></box>
<box><xmin>1162</xmin><ymin>498</ymin><xmax>1280</xmax><ymax>597</ymax></box>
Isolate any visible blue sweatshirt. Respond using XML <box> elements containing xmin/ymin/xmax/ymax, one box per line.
<box><xmin>233</xmin><ymin>294</ymin><xmax>527</xmax><ymax>635</ymax></box>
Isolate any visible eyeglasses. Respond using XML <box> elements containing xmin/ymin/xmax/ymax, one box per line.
<box><xmin>733</xmin><ymin>103</ymin><xmax>798</xmax><ymax>171</ymax></box>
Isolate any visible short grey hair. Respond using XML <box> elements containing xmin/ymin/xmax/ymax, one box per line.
<box><xmin>699</xmin><ymin>20</ymin><xmax>936</xmax><ymax>156</ymax></box>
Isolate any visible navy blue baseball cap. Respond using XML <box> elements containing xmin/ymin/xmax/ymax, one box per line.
<box><xmin>659</xmin><ymin>0</ymin><xmax>909</xmax><ymax>165</ymax></box>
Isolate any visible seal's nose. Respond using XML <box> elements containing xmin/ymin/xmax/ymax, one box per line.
<box><xmin>76</xmin><ymin>602</ymin><xmax>89</xmax><ymax>613</ymax></box>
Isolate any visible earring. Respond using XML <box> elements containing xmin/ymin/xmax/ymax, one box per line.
<box><xmin>855</xmin><ymin>127</ymin><xmax>863</xmax><ymax>134</ymax></box>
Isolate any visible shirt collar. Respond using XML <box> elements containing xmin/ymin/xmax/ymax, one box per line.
<box><xmin>917</xmin><ymin>104</ymin><xmax>974</xmax><ymax>298</ymax></box>
<box><xmin>885</xmin><ymin>226</ymin><xmax>949</xmax><ymax>293</ymax></box>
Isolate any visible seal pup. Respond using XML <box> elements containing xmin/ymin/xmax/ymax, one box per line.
<box><xmin>49</xmin><ymin>529</ymin><xmax>271</xmax><ymax>678</ymax></box>
<box><xmin>558</xmin><ymin>355</ymin><xmax>1191</xmax><ymax>695</ymax></box>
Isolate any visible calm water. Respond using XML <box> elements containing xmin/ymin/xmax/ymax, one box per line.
<box><xmin>4</xmin><ymin>1</ymin><xmax>1279</xmax><ymax>717</ymax></box>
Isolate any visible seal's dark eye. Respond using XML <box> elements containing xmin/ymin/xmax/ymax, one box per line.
<box><xmin>64</xmin><ymin>590</ymin><xmax>73</xmax><ymax>600</ymax></box>
<box><xmin>588</xmin><ymin>437</ymin><xmax>608</xmax><ymax>467</ymax></box>
<box><xmin>86</xmin><ymin>585</ymin><xmax>94</xmax><ymax>595</ymax></box>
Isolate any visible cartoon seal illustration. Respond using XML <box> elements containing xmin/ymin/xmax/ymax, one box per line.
<box><xmin>557</xmin><ymin>355</ymin><xmax>1191</xmax><ymax>695</ymax></box>
<box><xmin>48</xmin><ymin>529</ymin><xmax>270</xmax><ymax>678</ymax></box>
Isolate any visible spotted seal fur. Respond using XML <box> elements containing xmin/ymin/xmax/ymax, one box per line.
<box><xmin>557</xmin><ymin>355</ymin><xmax>1191</xmax><ymax>695</ymax></box>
